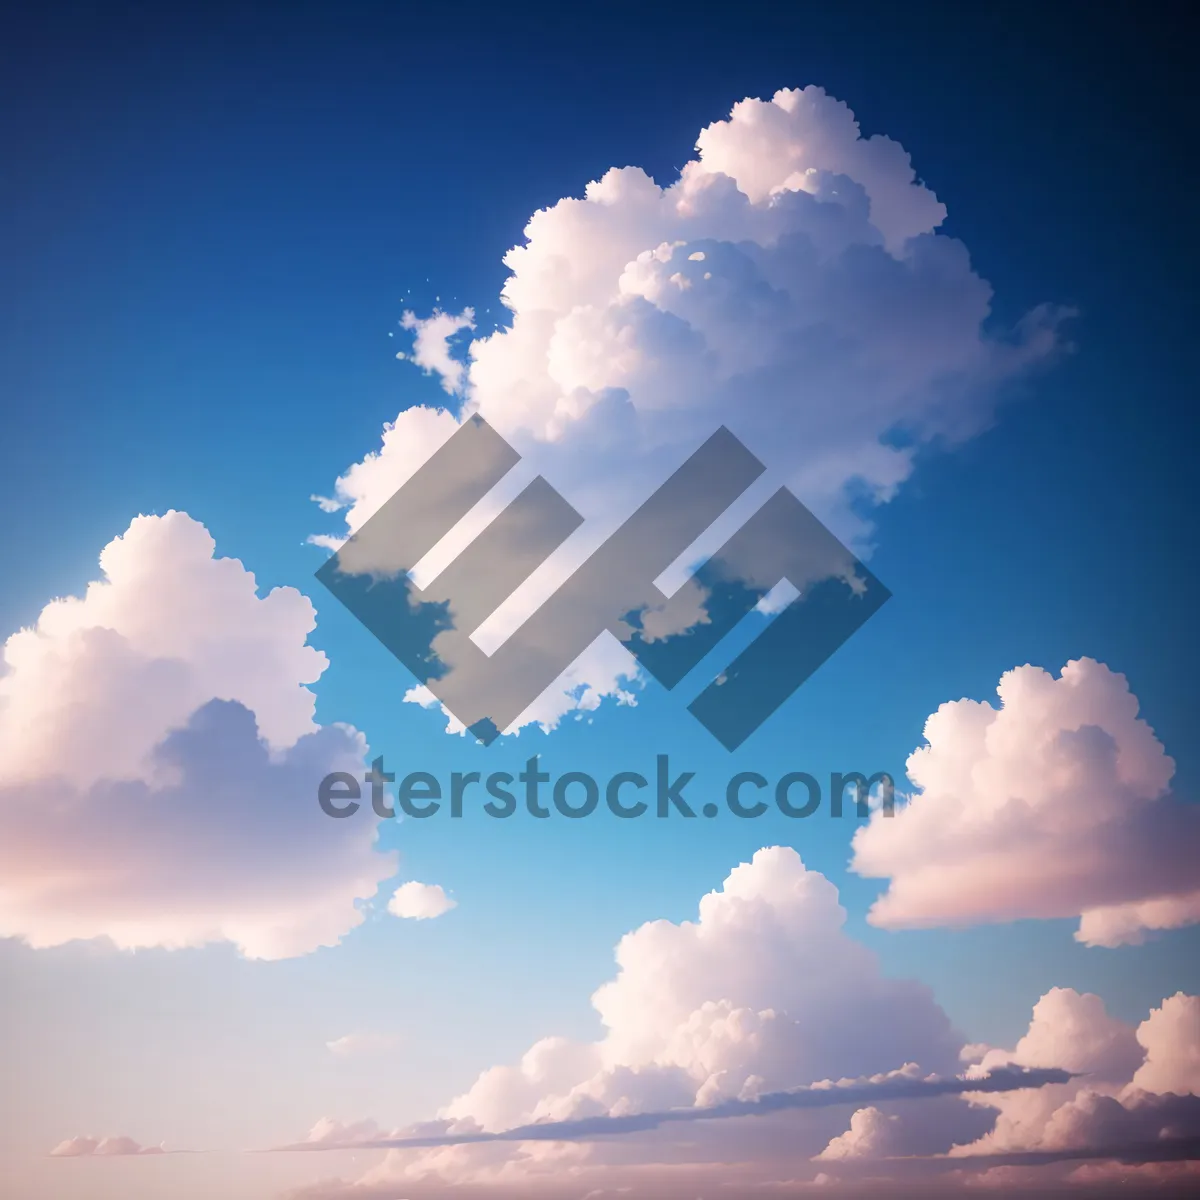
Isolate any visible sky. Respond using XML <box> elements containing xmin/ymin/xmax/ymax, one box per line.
<box><xmin>1</xmin><ymin>2</ymin><xmax>1199</xmax><ymax>1197</ymax></box>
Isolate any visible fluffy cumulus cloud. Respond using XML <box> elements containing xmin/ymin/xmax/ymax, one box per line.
<box><xmin>851</xmin><ymin>658</ymin><xmax>1200</xmax><ymax>945</ymax></box>
<box><xmin>284</xmin><ymin>847</ymin><xmax>991</xmax><ymax>1191</ymax></box>
<box><xmin>313</xmin><ymin>86</ymin><xmax>1070</xmax><ymax>736</ymax></box>
<box><xmin>0</xmin><ymin>512</ymin><xmax>396</xmax><ymax>958</ymax></box>
<box><xmin>387</xmin><ymin>881</ymin><xmax>457</xmax><ymax>920</ymax></box>
<box><xmin>437</xmin><ymin>847</ymin><xmax>959</xmax><ymax>1129</ymax></box>
<box><xmin>279</xmin><ymin>856</ymin><xmax>1200</xmax><ymax>1197</ymax></box>
<box><xmin>942</xmin><ymin>986</ymin><xmax>1200</xmax><ymax>1175</ymax></box>
<box><xmin>816</xmin><ymin>1106</ymin><xmax>904</xmax><ymax>1160</ymax></box>
<box><xmin>1130</xmin><ymin>992</ymin><xmax>1200</xmax><ymax>1097</ymax></box>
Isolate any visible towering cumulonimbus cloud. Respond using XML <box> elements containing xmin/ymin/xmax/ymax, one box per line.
<box><xmin>851</xmin><ymin>658</ymin><xmax>1200</xmax><ymax>945</ymax></box>
<box><xmin>0</xmin><ymin>511</ymin><xmax>397</xmax><ymax>959</ymax></box>
<box><xmin>314</xmin><ymin>86</ymin><xmax>1071</xmax><ymax>735</ymax></box>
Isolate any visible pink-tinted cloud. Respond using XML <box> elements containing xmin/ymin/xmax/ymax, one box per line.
<box><xmin>0</xmin><ymin>513</ymin><xmax>397</xmax><ymax>958</ymax></box>
<box><xmin>274</xmin><ymin>848</ymin><xmax>987</xmax><ymax>1190</ymax></box>
<box><xmin>49</xmin><ymin>1135</ymin><xmax>171</xmax><ymax>1157</ymax></box>
<box><xmin>387</xmin><ymin>881</ymin><xmax>457</xmax><ymax>920</ymax></box>
<box><xmin>942</xmin><ymin>986</ymin><xmax>1200</xmax><ymax>1166</ymax></box>
<box><xmin>1130</xmin><ymin>992</ymin><xmax>1200</xmax><ymax>1096</ymax></box>
<box><xmin>313</xmin><ymin>86</ymin><xmax>1070</xmax><ymax>734</ymax></box>
<box><xmin>273</xmin><ymin>864</ymin><xmax>1199</xmax><ymax>1196</ymax></box>
<box><xmin>851</xmin><ymin>659</ymin><xmax>1200</xmax><ymax>945</ymax></box>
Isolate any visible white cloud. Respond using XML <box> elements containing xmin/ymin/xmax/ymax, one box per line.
<box><xmin>1077</xmin><ymin>890</ymin><xmax>1200</xmax><ymax>949</ymax></box>
<box><xmin>388</xmin><ymin>881</ymin><xmax>457</xmax><ymax>920</ymax></box>
<box><xmin>398</xmin><ymin>307</ymin><xmax>477</xmax><ymax>395</ymax></box>
<box><xmin>306</xmin><ymin>847</ymin><xmax>970</xmax><ymax>1188</ymax></box>
<box><xmin>403</xmin><ymin>636</ymin><xmax>641</xmax><ymax>740</ymax></box>
<box><xmin>816</xmin><ymin>1107</ymin><xmax>901</xmax><ymax>1160</ymax></box>
<box><xmin>278</xmin><ymin>1064</ymin><xmax>1063</xmax><ymax>1155</ymax></box>
<box><xmin>314</xmin><ymin>85</ymin><xmax>1070</xmax><ymax>736</ymax></box>
<box><xmin>1129</xmin><ymin>992</ymin><xmax>1200</xmax><ymax>1096</ymax></box>
<box><xmin>948</xmin><ymin>986</ymin><xmax>1200</xmax><ymax>1161</ymax></box>
<box><xmin>0</xmin><ymin>511</ymin><xmax>326</xmax><ymax>789</ymax></box>
<box><xmin>310</xmin><ymin>403</ymin><xmax>463</xmax><ymax>535</ymax></box>
<box><xmin>974</xmin><ymin>988</ymin><xmax>1145</xmax><ymax>1083</ymax></box>
<box><xmin>49</xmin><ymin>1135</ymin><xmax>168</xmax><ymax>1157</ymax></box>
<box><xmin>0</xmin><ymin>512</ymin><xmax>397</xmax><ymax>958</ymax></box>
<box><xmin>952</xmin><ymin>988</ymin><xmax>1142</xmax><ymax>1158</ymax></box>
<box><xmin>281</xmin><ymin>864</ymin><xmax>1199</xmax><ymax>1194</ymax></box>
<box><xmin>299</xmin><ymin>1117</ymin><xmax>384</xmax><ymax>1147</ymax></box>
<box><xmin>851</xmin><ymin>658</ymin><xmax>1200</xmax><ymax>945</ymax></box>
<box><xmin>326</xmin><ymin>1033</ymin><xmax>403</xmax><ymax>1057</ymax></box>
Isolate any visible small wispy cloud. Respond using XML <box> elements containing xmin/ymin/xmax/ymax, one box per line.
<box><xmin>396</xmin><ymin>307</ymin><xmax>476</xmax><ymax>395</ymax></box>
<box><xmin>326</xmin><ymin>1032</ymin><xmax>402</xmax><ymax>1057</ymax></box>
<box><xmin>49</xmin><ymin>1135</ymin><xmax>191</xmax><ymax>1157</ymax></box>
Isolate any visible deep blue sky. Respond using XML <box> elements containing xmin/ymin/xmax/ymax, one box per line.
<box><xmin>2</xmin><ymin>0</ymin><xmax>1198</xmax><ymax>1063</ymax></box>
<box><xmin>3</xmin><ymin>0</ymin><xmax>1195</xmax><ymax>621</ymax></box>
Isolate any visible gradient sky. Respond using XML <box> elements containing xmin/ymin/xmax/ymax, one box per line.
<box><xmin>1</xmin><ymin>3</ymin><xmax>1198</xmax><ymax>1199</ymax></box>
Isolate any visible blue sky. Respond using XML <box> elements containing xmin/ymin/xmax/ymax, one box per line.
<box><xmin>2</xmin><ymin>3</ymin><xmax>1198</xmax><ymax>1197</ymax></box>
